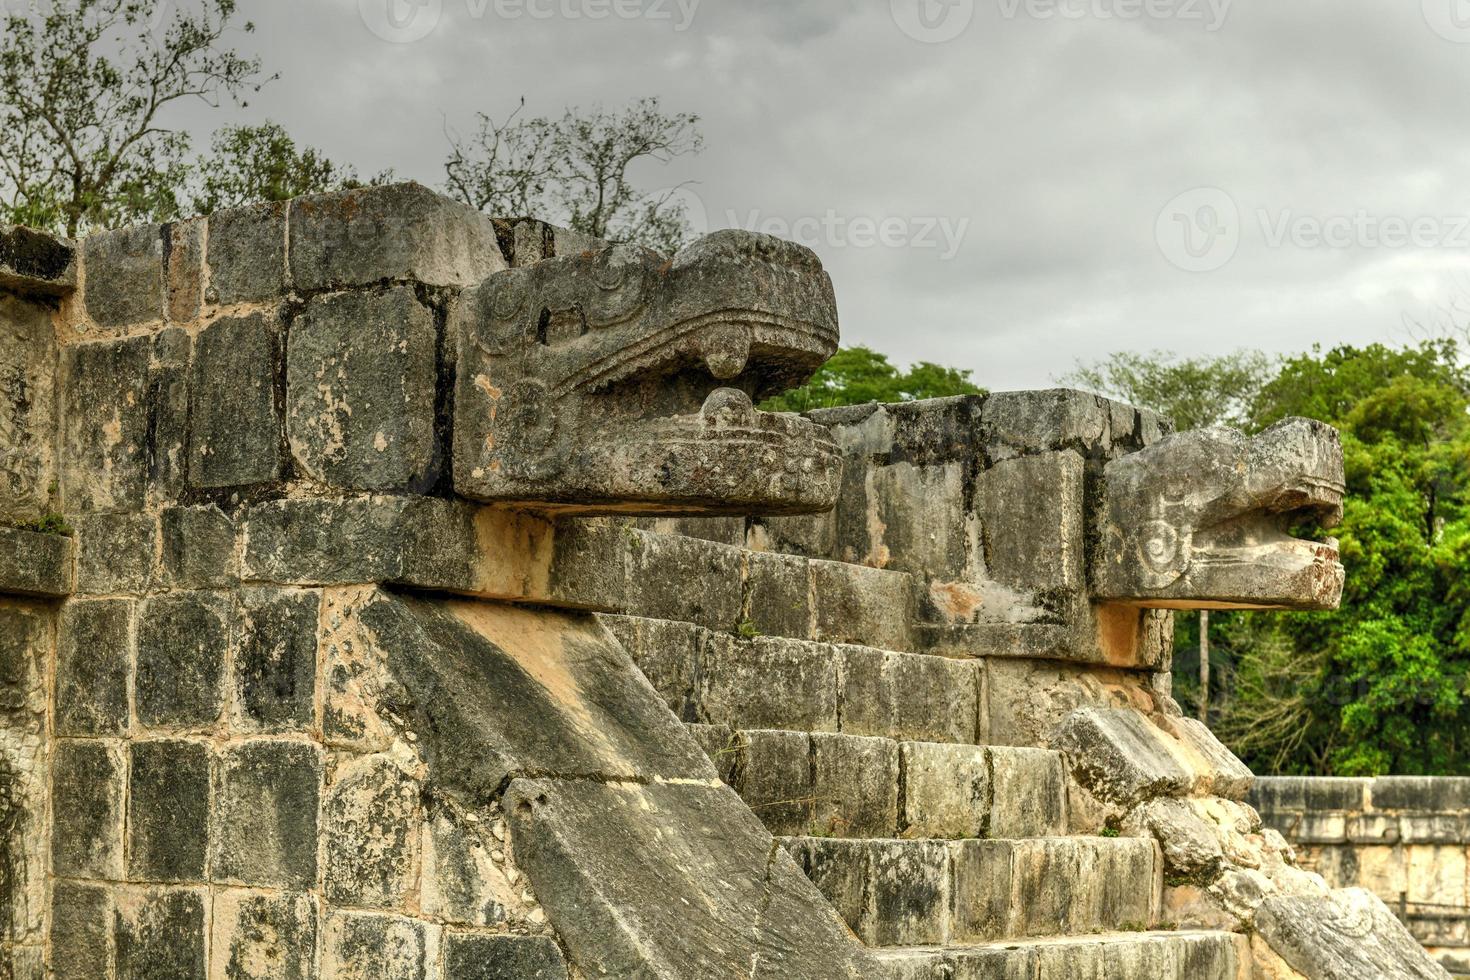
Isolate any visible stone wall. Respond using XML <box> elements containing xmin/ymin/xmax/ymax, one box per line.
<box><xmin>1255</xmin><ymin>776</ymin><xmax>1470</xmax><ymax>974</ymax></box>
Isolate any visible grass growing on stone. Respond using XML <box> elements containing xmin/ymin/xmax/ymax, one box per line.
<box><xmin>11</xmin><ymin>513</ymin><xmax>74</xmax><ymax>537</ymax></box>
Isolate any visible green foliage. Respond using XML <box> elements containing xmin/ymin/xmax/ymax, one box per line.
<box><xmin>190</xmin><ymin>123</ymin><xmax>390</xmax><ymax>215</ymax></box>
<box><xmin>12</xmin><ymin>514</ymin><xmax>74</xmax><ymax>537</ymax></box>
<box><xmin>1060</xmin><ymin>349</ymin><xmax>1274</xmax><ymax>430</ymax></box>
<box><xmin>444</xmin><ymin>97</ymin><xmax>702</xmax><ymax>253</ymax></box>
<box><xmin>760</xmin><ymin>346</ymin><xmax>984</xmax><ymax>413</ymax></box>
<box><xmin>0</xmin><ymin>0</ymin><xmax>271</xmax><ymax>237</ymax></box>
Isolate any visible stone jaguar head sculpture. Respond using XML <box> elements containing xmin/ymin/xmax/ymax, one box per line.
<box><xmin>1093</xmin><ymin>417</ymin><xmax>1346</xmax><ymax>610</ymax></box>
<box><xmin>451</xmin><ymin>229</ymin><xmax>842</xmax><ymax>514</ymax></box>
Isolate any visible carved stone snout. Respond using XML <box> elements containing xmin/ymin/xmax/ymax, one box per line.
<box><xmin>1093</xmin><ymin>417</ymin><xmax>1345</xmax><ymax>611</ymax></box>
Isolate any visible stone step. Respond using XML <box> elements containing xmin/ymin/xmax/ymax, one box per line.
<box><xmin>689</xmin><ymin>725</ymin><xmax>1068</xmax><ymax>841</ymax></box>
<box><xmin>875</xmin><ymin>930</ymin><xmax>1250</xmax><ymax>980</ymax></box>
<box><xmin>602</xmin><ymin>616</ymin><xmax>983</xmax><ymax>745</ymax></box>
<box><xmin>781</xmin><ymin>836</ymin><xmax>1161</xmax><ymax>948</ymax></box>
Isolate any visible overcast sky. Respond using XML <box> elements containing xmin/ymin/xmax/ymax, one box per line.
<box><xmin>166</xmin><ymin>0</ymin><xmax>1470</xmax><ymax>389</ymax></box>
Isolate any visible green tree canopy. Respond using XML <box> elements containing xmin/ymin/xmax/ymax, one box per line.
<box><xmin>1060</xmin><ymin>349</ymin><xmax>1274</xmax><ymax>430</ymax></box>
<box><xmin>189</xmin><ymin>123</ymin><xmax>388</xmax><ymax>215</ymax></box>
<box><xmin>760</xmin><ymin>346</ymin><xmax>984</xmax><ymax>413</ymax></box>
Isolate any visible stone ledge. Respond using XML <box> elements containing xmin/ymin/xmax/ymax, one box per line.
<box><xmin>0</xmin><ymin>225</ymin><xmax>76</xmax><ymax>297</ymax></box>
<box><xmin>0</xmin><ymin>526</ymin><xmax>75</xmax><ymax>597</ymax></box>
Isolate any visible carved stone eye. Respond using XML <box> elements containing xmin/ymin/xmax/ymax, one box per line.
<box><xmin>585</xmin><ymin>246</ymin><xmax>649</xmax><ymax>326</ymax></box>
<box><xmin>1140</xmin><ymin>521</ymin><xmax>1180</xmax><ymax>571</ymax></box>
<box><xmin>473</xmin><ymin>271</ymin><xmax>535</xmax><ymax>356</ymax></box>
<box><xmin>491</xmin><ymin>270</ymin><xmax>532</xmax><ymax>321</ymax></box>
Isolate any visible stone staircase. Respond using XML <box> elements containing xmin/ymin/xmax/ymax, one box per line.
<box><xmin>599</xmin><ymin>555</ymin><xmax>1253</xmax><ymax>980</ymax></box>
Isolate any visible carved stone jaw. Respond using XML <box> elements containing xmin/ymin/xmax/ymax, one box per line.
<box><xmin>1093</xmin><ymin>417</ymin><xmax>1346</xmax><ymax>611</ymax></box>
<box><xmin>451</xmin><ymin>229</ymin><xmax>842</xmax><ymax>514</ymax></box>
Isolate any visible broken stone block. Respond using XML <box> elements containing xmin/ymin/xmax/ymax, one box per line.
<box><xmin>209</xmin><ymin>890</ymin><xmax>317</xmax><ymax>980</ymax></box>
<box><xmin>443</xmin><ymin>934</ymin><xmax>569</xmax><ymax>980</ymax></box>
<box><xmin>321</xmin><ymin>910</ymin><xmax>430</xmax><ymax>980</ymax></box>
<box><xmin>206</xmin><ymin>200</ymin><xmax>287</xmax><ymax>304</ymax></box>
<box><xmin>987</xmin><ymin>746</ymin><xmax>1068</xmax><ymax>840</ymax></box>
<box><xmin>234</xmin><ymin>588</ymin><xmax>319</xmax><ymax>732</ymax></box>
<box><xmin>899</xmin><ymin>741</ymin><xmax>989</xmax><ymax>840</ymax></box>
<box><xmin>81</xmin><ymin>223</ymin><xmax>163</xmax><ymax>328</ymax></box>
<box><xmin>126</xmin><ymin>740</ymin><xmax>210</xmax><ymax>883</ymax></box>
<box><xmin>1254</xmin><ymin>887</ymin><xmax>1450</xmax><ymax>979</ymax></box>
<box><xmin>419</xmin><ymin>801</ymin><xmax>521</xmax><ymax>928</ymax></box>
<box><xmin>289</xmin><ymin>182</ymin><xmax>504</xmax><ymax>291</ymax></box>
<box><xmin>744</xmin><ymin>550</ymin><xmax>812</xmax><ymax>639</ymax></box>
<box><xmin>323</xmin><ymin>754</ymin><xmax>421</xmax><ymax>909</ymax></box>
<box><xmin>506</xmin><ymin>778</ymin><xmax>878</xmax><ymax>979</ymax></box>
<box><xmin>287</xmin><ymin>287</ymin><xmax>438</xmax><ymax>491</ymax></box>
<box><xmin>211</xmin><ymin>740</ymin><xmax>321</xmax><ymax>889</ymax></box>
<box><xmin>1051</xmin><ymin>707</ymin><xmax>1194</xmax><ymax>809</ymax></box>
<box><xmin>1169</xmin><ymin>715</ymin><xmax>1254</xmax><ymax>800</ymax></box>
<box><xmin>56</xmin><ymin>599</ymin><xmax>131</xmax><ymax>736</ymax></box>
<box><xmin>165</xmin><ymin>217</ymin><xmax>204</xmax><ymax>323</ymax></box>
<box><xmin>0</xmin><ymin>527</ymin><xmax>73</xmax><ymax>598</ymax></box>
<box><xmin>0</xmin><ymin>224</ymin><xmax>76</xmax><ymax>296</ymax></box>
<box><xmin>0</xmin><ymin>295</ymin><xmax>58</xmax><ymax>525</ymax></box>
<box><xmin>60</xmin><ymin>336</ymin><xmax>152</xmax><ymax>512</ymax></box>
<box><xmin>50</xmin><ymin>740</ymin><xmax>124</xmax><ymax>879</ymax></box>
<box><xmin>114</xmin><ymin>888</ymin><xmax>206</xmax><ymax>980</ymax></box>
<box><xmin>48</xmin><ymin>882</ymin><xmax>110</xmax><ymax>980</ymax></box>
<box><xmin>135</xmin><ymin>592</ymin><xmax>230</xmax><ymax>730</ymax></box>
<box><xmin>187</xmin><ymin>312</ymin><xmax>283</xmax><ymax>489</ymax></box>
<box><xmin>159</xmin><ymin>505</ymin><xmax>237</xmax><ymax>589</ymax></box>
<box><xmin>73</xmin><ymin>511</ymin><xmax>157</xmax><ymax>595</ymax></box>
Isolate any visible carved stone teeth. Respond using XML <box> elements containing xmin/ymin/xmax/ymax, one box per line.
<box><xmin>701</xmin><ymin>387</ymin><xmax>754</xmax><ymax>419</ymax></box>
<box><xmin>698</xmin><ymin>325</ymin><xmax>751</xmax><ymax>380</ymax></box>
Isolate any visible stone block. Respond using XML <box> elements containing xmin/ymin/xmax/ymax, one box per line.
<box><xmin>734</xmin><ymin>729</ymin><xmax>814</xmax><ymax>837</ymax></box>
<box><xmin>839</xmin><ymin>647</ymin><xmax>979</xmax><ymax>744</ymax></box>
<box><xmin>61</xmin><ymin>337</ymin><xmax>152</xmax><ymax>512</ymax></box>
<box><xmin>55</xmin><ymin>599</ymin><xmax>132</xmax><ymax>736</ymax></box>
<box><xmin>506</xmin><ymin>778</ymin><xmax>878</xmax><ymax>978</ymax></box>
<box><xmin>165</xmin><ymin>217</ymin><xmax>204</xmax><ymax>323</ymax></box>
<box><xmin>1169</xmin><ymin>715</ymin><xmax>1254</xmax><ymax>800</ymax></box>
<box><xmin>212</xmin><ymin>740</ymin><xmax>321</xmax><ymax>889</ymax></box>
<box><xmin>135</xmin><ymin>592</ymin><xmax>230</xmax><ymax>729</ymax></box>
<box><xmin>900</xmin><ymin>741</ymin><xmax>989</xmax><ymax>840</ymax></box>
<box><xmin>207</xmin><ymin>200</ymin><xmax>287</xmax><ymax>304</ymax></box>
<box><xmin>160</xmin><ymin>505</ymin><xmax>238</xmax><ymax>589</ymax></box>
<box><xmin>685</xmin><ymin>722</ymin><xmax>740</xmax><ymax>783</ymax></box>
<box><xmin>324</xmin><ymin>754</ymin><xmax>421</xmax><ymax>909</ymax></box>
<box><xmin>0</xmin><ymin>527</ymin><xmax>73</xmax><ymax>597</ymax></box>
<box><xmin>73</xmin><ymin>511</ymin><xmax>157</xmax><ymax>595</ymax></box>
<box><xmin>948</xmin><ymin>841</ymin><xmax>1013</xmax><ymax>942</ymax></box>
<box><xmin>1408</xmin><ymin>845</ymin><xmax>1467</xmax><ymax>906</ymax></box>
<box><xmin>209</xmin><ymin>890</ymin><xmax>317</xmax><ymax>980</ymax></box>
<box><xmin>1051</xmin><ymin>707</ymin><xmax>1194</xmax><ymax>808</ymax></box>
<box><xmin>287</xmin><ymin>287</ymin><xmax>438</xmax><ymax>491</ymax></box>
<box><xmin>50</xmin><ymin>739</ymin><xmax>124</xmax><ymax>879</ymax></box>
<box><xmin>622</xmin><ymin>529</ymin><xmax>743</xmax><ymax>629</ymax></box>
<box><xmin>234</xmin><ymin>587</ymin><xmax>319</xmax><ymax>732</ymax></box>
<box><xmin>811</xmin><ymin>732</ymin><xmax>900</xmax><ymax>838</ymax></box>
<box><xmin>701</xmin><ymin>635</ymin><xmax>839</xmax><ymax>732</ymax></box>
<box><xmin>188</xmin><ymin>312</ymin><xmax>284</xmax><ymax>488</ymax></box>
<box><xmin>1373</xmin><ymin>776</ymin><xmax>1470</xmax><ymax>812</ymax></box>
<box><xmin>809</xmin><ymin>560</ymin><xmax>914</xmax><ymax>650</ymax></box>
<box><xmin>289</xmin><ymin>182</ymin><xmax>505</xmax><ymax>291</ymax></box>
<box><xmin>420</xmin><ymin>802</ymin><xmax>520</xmax><ymax>928</ymax></box>
<box><xmin>0</xmin><ymin>224</ymin><xmax>75</xmax><ymax>296</ymax></box>
<box><xmin>980</xmin><ymin>388</ymin><xmax>1112</xmax><ymax>460</ymax></box>
<box><xmin>0</xmin><ymin>602</ymin><xmax>45</xmax><ymax>729</ymax></box>
<box><xmin>987</xmin><ymin>746</ymin><xmax>1067</xmax><ymax>839</ymax></box>
<box><xmin>321</xmin><ymin>911</ymin><xmax>429</xmax><ymax>980</ymax></box>
<box><xmin>0</xmin><ymin>295</ymin><xmax>58</xmax><ymax>525</ymax></box>
<box><xmin>612</xmin><ymin>616</ymin><xmax>703</xmax><ymax>722</ymax></box>
<box><xmin>867</xmin><ymin>839</ymin><xmax>955</xmax><ymax>946</ymax></box>
<box><xmin>242</xmin><ymin>497</ymin><xmax>405</xmax><ymax>585</ymax></box>
<box><xmin>443</xmin><ymin>935</ymin><xmax>569</xmax><ymax>980</ymax></box>
<box><xmin>974</xmin><ymin>450</ymin><xmax>1086</xmax><ymax>594</ymax></box>
<box><xmin>870</xmin><ymin>461</ymin><xmax>970</xmax><ymax>580</ymax></box>
<box><xmin>1255</xmin><ymin>887</ymin><xmax>1451</xmax><ymax>979</ymax></box>
<box><xmin>744</xmin><ymin>550</ymin><xmax>812</xmax><ymax>639</ymax></box>
<box><xmin>82</xmin><ymin>223</ymin><xmax>163</xmax><ymax>328</ymax></box>
<box><xmin>127</xmin><ymin>739</ymin><xmax>210</xmax><ymax>883</ymax></box>
<box><xmin>48</xmin><ymin>881</ymin><xmax>110</xmax><ymax>980</ymax></box>
<box><xmin>114</xmin><ymin>888</ymin><xmax>206</xmax><ymax>980</ymax></box>
<box><xmin>144</xmin><ymin>326</ymin><xmax>191</xmax><ymax>500</ymax></box>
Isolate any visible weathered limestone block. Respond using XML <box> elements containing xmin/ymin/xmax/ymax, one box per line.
<box><xmin>322</xmin><ymin>910</ymin><xmax>436</xmax><ymax>980</ymax></box>
<box><xmin>48</xmin><ymin>882</ymin><xmax>109</xmax><ymax>980</ymax></box>
<box><xmin>0</xmin><ymin>225</ymin><xmax>75</xmax><ymax>296</ymax></box>
<box><xmin>451</xmin><ymin>230</ymin><xmax>841</xmax><ymax>514</ymax></box>
<box><xmin>81</xmin><ymin>223</ymin><xmax>163</xmax><ymax>328</ymax></box>
<box><xmin>135</xmin><ymin>591</ymin><xmax>231</xmax><ymax>730</ymax></box>
<box><xmin>115</xmin><ymin>888</ymin><xmax>208</xmax><ymax>980</ymax></box>
<box><xmin>838</xmin><ymin>645</ymin><xmax>980</xmax><ymax>744</ymax></box>
<box><xmin>206</xmin><ymin>200</ymin><xmax>287</xmax><ymax>304</ymax></box>
<box><xmin>234</xmin><ymin>587</ymin><xmax>319</xmax><ymax>732</ymax></box>
<box><xmin>1053</xmin><ymin>707</ymin><xmax>1232</xmax><ymax>808</ymax></box>
<box><xmin>701</xmin><ymin>634</ymin><xmax>841</xmax><ymax>732</ymax></box>
<box><xmin>869</xmin><ymin>460</ymin><xmax>971</xmax><ymax>579</ymax></box>
<box><xmin>980</xmin><ymin>388</ymin><xmax>1117</xmax><ymax>461</ymax></box>
<box><xmin>188</xmin><ymin>312</ymin><xmax>284</xmax><ymax>489</ymax></box>
<box><xmin>50</xmin><ymin>739</ymin><xmax>124</xmax><ymax>879</ymax></box>
<box><xmin>0</xmin><ymin>603</ymin><xmax>50</xmax><ymax>957</ymax></box>
<box><xmin>211</xmin><ymin>740</ymin><xmax>322</xmax><ymax>889</ymax></box>
<box><xmin>60</xmin><ymin>336</ymin><xmax>153</xmax><ymax>512</ymax></box>
<box><xmin>1095</xmin><ymin>416</ymin><xmax>1346</xmax><ymax>610</ymax></box>
<box><xmin>622</xmin><ymin>528</ymin><xmax>743</xmax><ymax>627</ymax></box>
<box><xmin>323</xmin><ymin>753</ymin><xmax>422</xmax><ymax>909</ymax></box>
<box><xmin>899</xmin><ymin>741</ymin><xmax>990</xmax><ymax>839</ymax></box>
<box><xmin>73</xmin><ymin>511</ymin><xmax>158</xmax><ymax>595</ymax></box>
<box><xmin>730</xmin><ymin>729</ymin><xmax>899</xmax><ymax>838</ymax></box>
<box><xmin>288</xmin><ymin>287</ymin><xmax>439</xmax><ymax>491</ymax></box>
<box><xmin>975</xmin><ymin>450</ymin><xmax>1087</xmax><ymax>595</ymax></box>
<box><xmin>985</xmin><ymin>658</ymin><xmax>1158</xmax><ymax>749</ymax></box>
<box><xmin>744</xmin><ymin>550</ymin><xmax>813</xmax><ymax>639</ymax></box>
<box><xmin>810</xmin><ymin>559</ymin><xmax>915</xmax><ymax>650</ymax></box>
<box><xmin>443</xmin><ymin>934</ymin><xmax>569</xmax><ymax>980</ymax></box>
<box><xmin>988</xmin><ymin>746</ymin><xmax>1068</xmax><ymax>839</ymax></box>
<box><xmin>209</xmin><ymin>890</ymin><xmax>317</xmax><ymax>980</ymax></box>
<box><xmin>290</xmin><ymin>182</ymin><xmax>505</xmax><ymax>291</ymax></box>
<box><xmin>0</xmin><ymin>295</ymin><xmax>57</xmax><ymax>525</ymax></box>
<box><xmin>159</xmin><ymin>504</ymin><xmax>237</xmax><ymax>589</ymax></box>
<box><xmin>419</xmin><ymin>800</ymin><xmax>536</xmax><ymax>929</ymax></box>
<box><xmin>1254</xmin><ymin>887</ymin><xmax>1451</xmax><ymax>979</ymax></box>
<box><xmin>0</xmin><ymin>527</ymin><xmax>73</xmax><ymax>598</ymax></box>
<box><xmin>165</xmin><ymin>217</ymin><xmax>204</xmax><ymax>324</ymax></box>
<box><xmin>509</xmin><ymin>778</ymin><xmax>875</xmax><ymax>978</ymax></box>
<box><xmin>55</xmin><ymin>598</ymin><xmax>131</xmax><ymax>736</ymax></box>
<box><xmin>126</xmin><ymin>739</ymin><xmax>210</xmax><ymax>883</ymax></box>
